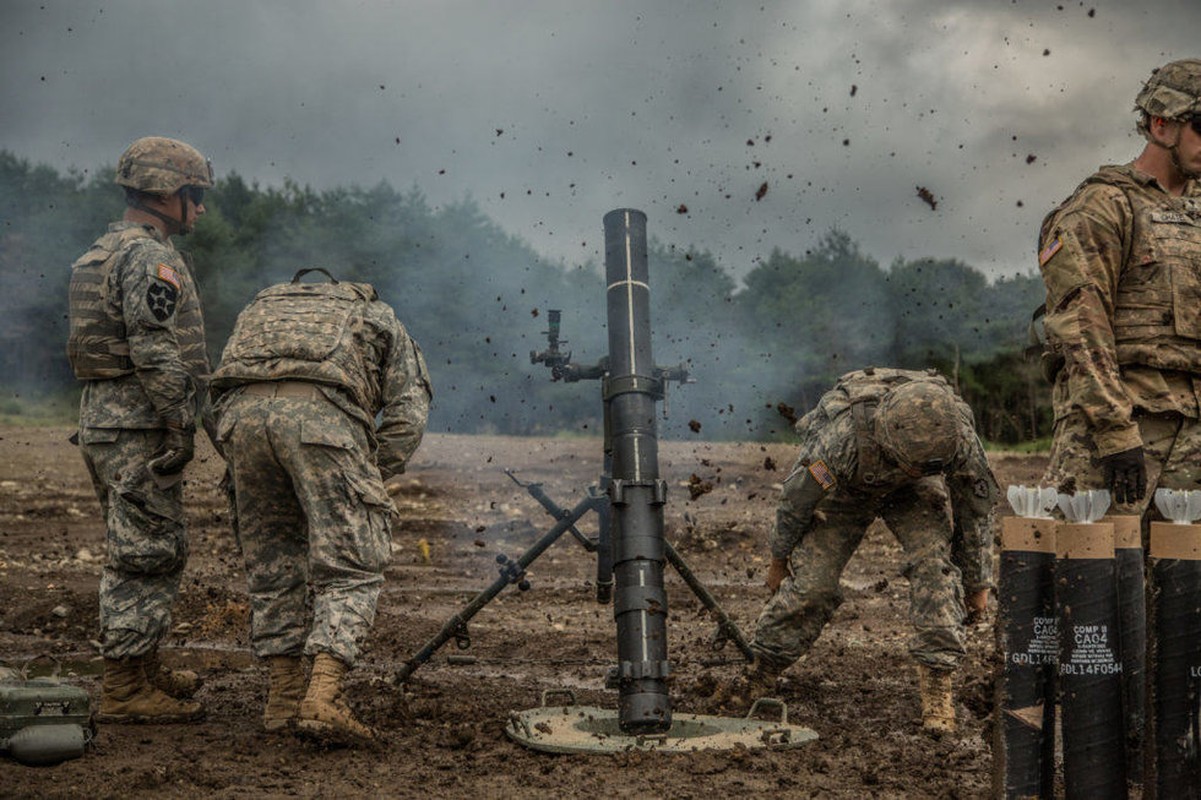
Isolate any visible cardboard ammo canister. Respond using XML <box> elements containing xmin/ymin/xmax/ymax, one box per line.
<box><xmin>1105</xmin><ymin>515</ymin><xmax>1146</xmax><ymax>785</ymax></box>
<box><xmin>1146</xmin><ymin>521</ymin><xmax>1201</xmax><ymax>800</ymax></box>
<box><xmin>1055</xmin><ymin>520</ymin><xmax>1126</xmax><ymax>799</ymax></box>
<box><xmin>995</xmin><ymin>515</ymin><xmax>1057</xmax><ymax>800</ymax></box>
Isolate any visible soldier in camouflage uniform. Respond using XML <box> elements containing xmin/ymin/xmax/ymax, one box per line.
<box><xmin>1038</xmin><ymin>59</ymin><xmax>1201</xmax><ymax>514</ymax></box>
<box><xmin>211</xmin><ymin>268</ymin><xmax>431</xmax><ymax>746</ymax></box>
<box><xmin>67</xmin><ymin>136</ymin><xmax>214</xmax><ymax>723</ymax></box>
<box><xmin>741</xmin><ymin>368</ymin><xmax>997</xmax><ymax>734</ymax></box>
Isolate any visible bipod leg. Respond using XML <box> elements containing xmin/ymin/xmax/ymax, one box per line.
<box><xmin>394</xmin><ymin>493</ymin><xmax>599</xmax><ymax>685</ymax></box>
<box><xmin>663</xmin><ymin>539</ymin><xmax>755</xmax><ymax>663</ymax></box>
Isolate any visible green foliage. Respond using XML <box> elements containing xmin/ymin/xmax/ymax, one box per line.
<box><xmin>1</xmin><ymin>150</ymin><xmax>1052</xmax><ymax>442</ymax></box>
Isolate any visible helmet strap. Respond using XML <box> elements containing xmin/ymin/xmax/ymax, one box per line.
<box><xmin>128</xmin><ymin>192</ymin><xmax>186</xmax><ymax>236</ymax></box>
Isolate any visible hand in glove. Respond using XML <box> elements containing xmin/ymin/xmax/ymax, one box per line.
<box><xmin>149</xmin><ymin>424</ymin><xmax>195</xmax><ymax>476</ymax></box>
<box><xmin>1100</xmin><ymin>446</ymin><xmax>1146</xmax><ymax>505</ymax></box>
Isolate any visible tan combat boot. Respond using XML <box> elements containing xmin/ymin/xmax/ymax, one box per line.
<box><xmin>917</xmin><ymin>665</ymin><xmax>956</xmax><ymax>733</ymax></box>
<box><xmin>97</xmin><ymin>657</ymin><xmax>205</xmax><ymax>723</ymax></box>
<box><xmin>295</xmin><ymin>653</ymin><xmax>378</xmax><ymax>746</ymax></box>
<box><xmin>144</xmin><ymin>650</ymin><xmax>203</xmax><ymax>699</ymax></box>
<box><xmin>263</xmin><ymin>655</ymin><xmax>307</xmax><ymax>732</ymax></box>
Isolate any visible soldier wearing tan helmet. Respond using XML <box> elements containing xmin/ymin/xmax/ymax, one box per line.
<box><xmin>721</xmin><ymin>368</ymin><xmax>997</xmax><ymax>735</ymax></box>
<box><xmin>1037</xmin><ymin>59</ymin><xmax>1201</xmax><ymax>519</ymax></box>
<box><xmin>67</xmin><ymin>136</ymin><xmax>215</xmax><ymax>724</ymax></box>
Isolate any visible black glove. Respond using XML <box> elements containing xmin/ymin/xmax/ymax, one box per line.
<box><xmin>1100</xmin><ymin>446</ymin><xmax>1146</xmax><ymax>505</ymax></box>
<box><xmin>149</xmin><ymin>424</ymin><xmax>195</xmax><ymax>476</ymax></box>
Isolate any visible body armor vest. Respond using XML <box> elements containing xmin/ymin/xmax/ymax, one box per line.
<box><xmin>67</xmin><ymin>226</ymin><xmax>207</xmax><ymax>382</ymax></box>
<box><xmin>1079</xmin><ymin>169</ymin><xmax>1201</xmax><ymax>373</ymax></box>
<box><xmin>212</xmin><ymin>278</ymin><xmax>379</xmax><ymax>412</ymax></box>
<box><xmin>67</xmin><ymin>227</ymin><xmax>148</xmax><ymax>379</ymax></box>
<box><xmin>833</xmin><ymin>368</ymin><xmax>948</xmax><ymax>486</ymax></box>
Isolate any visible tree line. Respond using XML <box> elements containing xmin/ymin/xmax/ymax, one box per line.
<box><xmin>0</xmin><ymin>150</ymin><xmax>1050</xmax><ymax>444</ymax></box>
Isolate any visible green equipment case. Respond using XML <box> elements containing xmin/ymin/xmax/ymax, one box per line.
<box><xmin>0</xmin><ymin>661</ymin><xmax>94</xmax><ymax>765</ymax></box>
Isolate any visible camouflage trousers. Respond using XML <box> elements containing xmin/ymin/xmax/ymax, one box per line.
<box><xmin>751</xmin><ymin>478</ymin><xmax>967</xmax><ymax>672</ymax></box>
<box><xmin>1043</xmin><ymin>410</ymin><xmax>1201</xmax><ymax>528</ymax></box>
<box><xmin>218</xmin><ymin>386</ymin><xmax>395</xmax><ymax>666</ymax></box>
<box><xmin>79</xmin><ymin>427</ymin><xmax>188</xmax><ymax>660</ymax></box>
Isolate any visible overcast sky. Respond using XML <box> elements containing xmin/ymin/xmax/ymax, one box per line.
<box><xmin>3</xmin><ymin>0</ymin><xmax>1198</xmax><ymax>283</ymax></box>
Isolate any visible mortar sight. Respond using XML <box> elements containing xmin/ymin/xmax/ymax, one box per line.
<box><xmin>529</xmin><ymin>308</ymin><xmax>572</xmax><ymax>379</ymax></box>
<box><xmin>530</xmin><ymin>309</ymin><xmax>607</xmax><ymax>383</ymax></box>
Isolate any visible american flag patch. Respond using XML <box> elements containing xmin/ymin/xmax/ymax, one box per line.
<box><xmin>155</xmin><ymin>263</ymin><xmax>181</xmax><ymax>290</ymax></box>
<box><xmin>807</xmin><ymin>459</ymin><xmax>836</xmax><ymax>490</ymax></box>
<box><xmin>1038</xmin><ymin>237</ymin><xmax>1062</xmax><ymax>267</ymax></box>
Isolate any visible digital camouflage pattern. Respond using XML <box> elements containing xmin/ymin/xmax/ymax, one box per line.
<box><xmin>79</xmin><ymin>428</ymin><xmax>187</xmax><ymax>660</ymax></box>
<box><xmin>212</xmin><ymin>278</ymin><xmax>431</xmax><ymax>479</ymax></box>
<box><xmin>115</xmin><ymin>136</ymin><xmax>213</xmax><ymax>195</ymax></box>
<box><xmin>69</xmin><ymin>222</ymin><xmax>210</xmax><ymax>430</ymax></box>
<box><xmin>1038</xmin><ymin>164</ymin><xmax>1201</xmax><ymax>505</ymax></box>
<box><xmin>1134</xmin><ymin>59</ymin><xmax>1201</xmax><ymax>127</ymax></box>
<box><xmin>69</xmin><ymin>221</ymin><xmax>210</xmax><ymax>661</ymax></box>
<box><xmin>752</xmin><ymin>368</ymin><xmax>998</xmax><ymax>673</ymax></box>
<box><xmin>212</xmin><ymin>276</ymin><xmax>431</xmax><ymax>665</ymax></box>
<box><xmin>218</xmin><ymin>393</ymin><xmax>398</xmax><ymax>664</ymax></box>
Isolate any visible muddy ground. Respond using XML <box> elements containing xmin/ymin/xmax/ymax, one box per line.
<box><xmin>0</xmin><ymin>425</ymin><xmax>1050</xmax><ymax>798</ymax></box>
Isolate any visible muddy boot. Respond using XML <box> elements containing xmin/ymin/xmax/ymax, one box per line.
<box><xmin>144</xmin><ymin>651</ymin><xmax>203</xmax><ymax>699</ymax></box>
<box><xmin>263</xmin><ymin>655</ymin><xmax>306</xmax><ymax>733</ymax></box>
<box><xmin>746</xmin><ymin>660</ymin><xmax>780</xmax><ymax>701</ymax></box>
<box><xmin>712</xmin><ymin>659</ymin><xmax>780</xmax><ymax>711</ymax></box>
<box><xmin>295</xmin><ymin>653</ymin><xmax>378</xmax><ymax>746</ymax></box>
<box><xmin>917</xmin><ymin>665</ymin><xmax>956</xmax><ymax>734</ymax></box>
<box><xmin>97</xmin><ymin>657</ymin><xmax>205</xmax><ymax>724</ymax></box>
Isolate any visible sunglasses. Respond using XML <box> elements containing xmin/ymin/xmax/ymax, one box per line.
<box><xmin>182</xmin><ymin>185</ymin><xmax>205</xmax><ymax>205</ymax></box>
<box><xmin>1191</xmin><ymin>116</ymin><xmax>1201</xmax><ymax>135</ymax></box>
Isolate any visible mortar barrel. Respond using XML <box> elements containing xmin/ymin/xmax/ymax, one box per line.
<box><xmin>603</xmin><ymin>208</ymin><xmax>671</xmax><ymax>734</ymax></box>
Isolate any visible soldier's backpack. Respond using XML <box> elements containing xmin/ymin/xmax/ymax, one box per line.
<box><xmin>0</xmin><ymin>657</ymin><xmax>94</xmax><ymax>766</ymax></box>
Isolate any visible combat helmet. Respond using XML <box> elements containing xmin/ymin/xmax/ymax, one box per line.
<box><xmin>873</xmin><ymin>380</ymin><xmax>963</xmax><ymax>476</ymax></box>
<box><xmin>1135</xmin><ymin>59</ymin><xmax>1201</xmax><ymax>125</ymax></box>
<box><xmin>115</xmin><ymin>136</ymin><xmax>213</xmax><ymax>195</ymax></box>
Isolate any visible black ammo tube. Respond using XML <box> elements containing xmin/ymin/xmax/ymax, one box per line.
<box><xmin>995</xmin><ymin>516</ymin><xmax>1057</xmax><ymax>800</ymax></box>
<box><xmin>1109</xmin><ymin>515</ymin><xmax>1146</xmax><ymax>785</ymax></box>
<box><xmin>1056</xmin><ymin>521</ymin><xmax>1126</xmax><ymax>799</ymax></box>
<box><xmin>603</xmin><ymin>208</ymin><xmax>672</xmax><ymax>734</ymax></box>
<box><xmin>1147</xmin><ymin>521</ymin><xmax>1201</xmax><ymax>800</ymax></box>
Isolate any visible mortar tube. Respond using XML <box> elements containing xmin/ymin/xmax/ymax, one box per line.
<box><xmin>1106</xmin><ymin>515</ymin><xmax>1146</xmax><ymax>786</ymax></box>
<box><xmin>1146</xmin><ymin>520</ymin><xmax>1201</xmax><ymax>800</ymax></box>
<box><xmin>603</xmin><ymin>208</ymin><xmax>671</xmax><ymax>734</ymax></box>
<box><xmin>995</xmin><ymin>516</ymin><xmax>1057</xmax><ymax>800</ymax></box>
<box><xmin>1055</xmin><ymin>520</ymin><xmax>1126</xmax><ymax>799</ymax></box>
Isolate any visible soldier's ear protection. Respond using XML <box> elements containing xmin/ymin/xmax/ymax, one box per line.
<box><xmin>291</xmin><ymin>268</ymin><xmax>339</xmax><ymax>284</ymax></box>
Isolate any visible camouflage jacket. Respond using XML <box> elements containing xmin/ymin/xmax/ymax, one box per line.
<box><xmin>68</xmin><ymin>221</ymin><xmax>209</xmax><ymax>430</ymax></box>
<box><xmin>768</xmin><ymin>369</ymin><xmax>997</xmax><ymax>592</ymax></box>
<box><xmin>211</xmin><ymin>278</ymin><xmax>432</xmax><ymax>478</ymax></box>
<box><xmin>1039</xmin><ymin>163</ymin><xmax>1201</xmax><ymax>457</ymax></box>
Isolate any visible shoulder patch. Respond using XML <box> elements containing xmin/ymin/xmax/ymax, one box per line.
<box><xmin>807</xmin><ymin>460</ymin><xmax>836</xmax><ymax>491</ymax></box>
<box><xmin>155</xmin><ymin>263</ymin><xmax>182</xmax><ymax>290</ymax></box>
<box><xmin>1038</xmin><ymin>237</ymin><xmax>1062</xmax><ymax>267</ymax></box>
